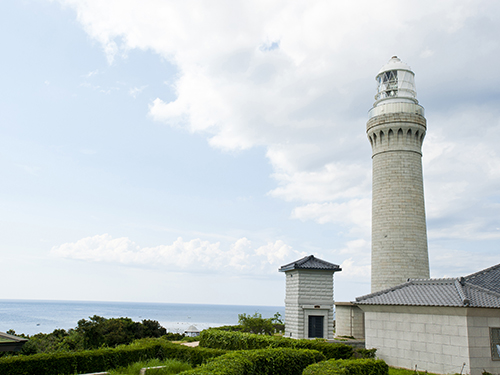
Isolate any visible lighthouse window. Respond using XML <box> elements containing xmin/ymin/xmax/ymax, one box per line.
<box><xmin>382</xmin><ymin>70</ymin><xmax>398</xmax><ymax>84</ymax></box>
<box><xmin>376</xmin><ymin>70</ymin><xmax>399</xmax><ymax>99</ymax></box>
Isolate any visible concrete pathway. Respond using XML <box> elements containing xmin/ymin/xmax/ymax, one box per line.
<box><xmin>180</xmin><ymin>341</ymin><xmax>199</xmax><ymax>347</ymax></box>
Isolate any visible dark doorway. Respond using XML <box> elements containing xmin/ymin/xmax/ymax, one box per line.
<box><xmin>308</xmin><ymin>315</ymin><xmax>324</xmax><ymax>338</ymax></box>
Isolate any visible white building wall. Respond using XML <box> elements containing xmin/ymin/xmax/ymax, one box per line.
<box><xmin>284</xmin><ymin>269</ymin><xmax>334</xmax><ymax>339</ymax></box>
<box><xmin>335</xmin><ymin>303</ymin><xmax>365</xmax><ymax>339</ymax></box>
<box><xmin>361</xmin><ymin>305</ymin><xmax>471</xmax><ymax>375</ymax></box>
<box><xmin>467</xmin><ymin>308</ymin><xmax>500</xmax><ymax>375</ymax></box>
<box><xmin>284</xmin><ymin>303</ymin><xmax>302</xmax><ymax>339</ymax></box>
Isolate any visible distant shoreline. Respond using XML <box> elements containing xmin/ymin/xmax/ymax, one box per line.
<box><xmin>0</xmin><ymin>299</ymin><xmax>285</xmax><ymax>336</ymax></box>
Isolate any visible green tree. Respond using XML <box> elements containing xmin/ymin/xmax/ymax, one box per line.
<box><xmin>1</xmin><ymin>316</ymin><xmax>169</xmax><ymax>355</ymax></box>
<box><xmin>75</xmin><ymin>316</ymin><xmax>168</xmax><ymax>349</ymax></box>
<box><xmin>237</xmin><ymin>312</ymin><xmax>284</xmax><ymax>335</ymax></box>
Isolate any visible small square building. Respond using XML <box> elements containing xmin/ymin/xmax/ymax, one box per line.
<box><xmin>279</xmin><ymin>255</ymin><xmax>341</xmax><ymax>339</ymax></box>
<box><xmin>0</xmin><ymin>332</ymin><xmax>27</xmax><ymax>352</ymax></box>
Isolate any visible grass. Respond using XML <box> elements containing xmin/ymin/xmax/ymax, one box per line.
<box><xmin>108</xmin><ymin>358</ymin><xmax>192</xmax><ymax>375</ymax></box>
<box><xmin>389</xmin><ymin>366</ymin><xmax>441</xmax><ymax>375</ymax></box>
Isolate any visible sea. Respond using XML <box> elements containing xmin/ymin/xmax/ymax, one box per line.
<box><xmin>0</xmin><ymin>300</ymin><xmax>284</xmax><ymax>336</ymax></box>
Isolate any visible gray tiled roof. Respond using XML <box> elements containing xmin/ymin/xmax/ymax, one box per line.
<box><xmin>464</xmin><ymin>263</ymin><xmax>500</xmax><ymax>294</ymax></box>
<box><xmin>356</xmin><ymin>263</ymin><xmax>500</xmax><ymax>309</ymax></box>
<box><xmin>279</xmin><ymin>255</ymin><xmax>341</xmax><ymax>272</ymax></box>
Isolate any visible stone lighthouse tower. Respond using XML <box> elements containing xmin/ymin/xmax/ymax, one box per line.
<box><xmin>367</xmin><ymin>56</ymin><xmax>430</xmax><ymax>293</ymax></box>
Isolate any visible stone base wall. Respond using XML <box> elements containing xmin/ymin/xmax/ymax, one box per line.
<box><xmin>284</xmin><ymin>303</ymin><xmax>302</xmax><ymax>339</ymax></box>
<box><xmin>284</xmin><ymin>304</ymin><xmax>334</xmax><ymax>339</ymax></box>
<box><xmin>362</xmin><ymin>305</ymin><xmax>470</xmax><ymax>374</ymax></box>
<box><xmin>467</xmin><ymin>308</ymin><xmax>500</xmax><ymax>375</ymax></box>
<box><xmin>360</xmin><ymin>305</ymin><xmax>500</xmax><ymax>375</ymax></box>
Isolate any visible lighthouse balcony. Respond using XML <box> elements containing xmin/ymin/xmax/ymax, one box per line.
<box><xmin>368</xmin><ymin>101</ymin><xmax>424</xmax><ymax>119</ymax></box>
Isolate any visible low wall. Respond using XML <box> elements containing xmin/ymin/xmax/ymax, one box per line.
<box><xmin>335</xmin><ymin>302</ymin><xmax>365</xmax><ymax>339</ymax></box>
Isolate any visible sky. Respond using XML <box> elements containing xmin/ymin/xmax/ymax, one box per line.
<box><xmin>0</xmin><ymin>0</ymin><xmax>499</xmax><ymax>307</ymax></box>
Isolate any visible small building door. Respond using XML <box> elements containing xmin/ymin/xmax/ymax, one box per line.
<box><xmin>308</xmin><ymin>315</ymin><xmax>324</xmax><ymax>338</ymax></box>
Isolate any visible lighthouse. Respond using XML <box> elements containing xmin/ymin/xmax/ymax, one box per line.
<box><xmin>367</xmin><ymin>56</ymin><xmax>430</xmax><ymax>293</ymax></box>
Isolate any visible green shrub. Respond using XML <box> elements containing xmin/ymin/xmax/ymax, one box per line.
<box><xmin>352</xmin><ymin>348</ymin><xmax>377</xmax><ymax>359</ymax></box>
<box><xmin>236</xmin><ymin>312</ymin><xmax>284</xmax><ymax>335</ymax></box>
<box><xmin>3</xmin><ymin>316</ymin><xmax>172</xmax><ymax>356</ymax></box>
<box><xmin>109</xmin><ymin>358</ymin><xmax>192</xmax><ymax>374</ymax></box>
<box><xmin>163</xmin><ymin>333</ymin><xmax>186</xmax><ymax>341</ymax></box>
<box><xmin>180</xmin><ymin>337</ymin><xmax>198</xmax><ymax>343</ymax></box>
<box><xmin>0</xmin><ymin>338</ymin><xmax>226</xmax><ymax>375</ymax></box>
<box><xmin>292</xmin><ymin>339</ymin><xmax>353</xmax><ymax>360</ymax></box>
<box><xmin>76</xmin><ymin>316</ymin><xmax>168</xmax><ymax>350</ymax></box>
<box><xmin>302</xmin><ymin>358</ymin><xmax>389</xmax><ymax>375</ymax></box>
<box><xmin>211</xmin><ymin>325</ymin><xmax>244</xmax><ymax>332</ymax></box>
<box><xmin>179</xmin><ymin>348</ymin><xmax>325</xmax><ymax>375</ymax></box>
<box><xmin>199</xmin><ymin>329</ymin><xmax>353</xmax><ymax>359</ymax></box>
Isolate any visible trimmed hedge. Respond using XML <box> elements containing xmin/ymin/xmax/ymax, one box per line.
<box><xmin>199</xmin><ymin>329</ymin><xmax>354</xmax><ymax>360</ymax></box>
<box><xmin>0</xmin><ymin>339</ymin><xmax>226</xmax><ymax>375</ymax></box>
<box><xmin>302</xmin><ymin>358</ymin><xmax>389</xmax><ymax>375</ymax></box>
<box><xmin>352</xmin><ymin>348</ymin><xmax>377</xmax><ymax>359</ymax></box>
<box><xmin>179</xmin><ymin>347</ymin><xmax>326</xmax><ymax>375</ymax></box>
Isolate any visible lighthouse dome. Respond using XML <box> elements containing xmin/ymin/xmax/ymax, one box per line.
<box><xmin>377</xmin><ymin>56</ymin><xmax>412</xmax><ymax>75</ymax></box>
<box><xmin>374</xmin><ymin>56</ymin><xmax>417</xmax><ymax>105</ymax></box>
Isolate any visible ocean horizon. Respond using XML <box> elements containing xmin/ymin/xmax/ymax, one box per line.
<box><xmin>0</xmin><ymin>299</ymin><xmax>284</xmax><ymax>336</ymax></box>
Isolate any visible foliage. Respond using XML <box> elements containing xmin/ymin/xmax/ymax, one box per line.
<box><xmin>76</xmin><ymin>315</ymin><xmax>167</xmax><ymax>349</ymax></box>
<box><xmin>352</xmin><ymin>348</ymin><xmax>377</xmax><ymax>359</ymax></box>
<box><xmin>0</xmin><ymin>338</ymin><xmax>226</xmax><ymax>375</ymax></box>
<box><xmin>237</xmin><ymin>312</ymin><xmax>284</xmax><ymax>335</ymax></box>
<box><xmin>199</xmin><ymin>329</ymin><xmax>354</xmax><ymax>359</ymax></box>
<box><xmin>237</xmin><ymin>313</ymin><xmax>274</xmax><ymax>335</ymax></box>
<box><xmin>302</xmin><ymin>358</ymin><xmax>389</xmax><ymax>375</ymax></box>
<box><xmin>179</xmin><ymin>347</ymin><xmax>325</xmax><ymax>375</ymax></box>
<box><xmin>109</xmin><ymin>358</ymin><xmax>192</xmax><ymax>375</ymax></box>
<box><xmin>1</xmin><ymin>316</ymin><xmax>170</xmax><ymax>357</ymax></box>
<box><xmin>180</xmin><ymin>336</ymin><xmax>198</xmax><ymax>343</ymax></box>
<box><xmin>164</xmin><ymin>333</ymin><xmax>186</xmax><ymax>341</ymax></box>
<box><xmin>211</xmin><ymin>325</ymin><xmax>244</xmax><ymax>332</ymax></box>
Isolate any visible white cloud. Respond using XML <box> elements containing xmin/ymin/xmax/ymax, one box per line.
<box><xmin>420</xmin><ymin>48</ymin><xmax>434</xmax><ymax>59</ymax></box>
<box><xmin>84</xmin><ymin>69</ymin><xmax>99</xmax><ymax>78</ymax></box>
<box><xmin>430</xmin><ymin>245</ymin><xmax>500</xmax><ymax>279</ymax></box>
<box><xmin>338</xmin><ymin>258</ymin><xmax>370</xmax><ymax>280</ymax></box>
<box><xmin>269</xmin><ymin>162</ymin><xmax>371</xmax><ymax>203</ymax></box>
<box><xmin>332</xmin><ymin>239</ymin><xmax>371</xmax><ymax>298</ymax></box>
<box><xmin>255</xmin><ymin>240</ymin><xmax>304</xmax><ymax>265</ymax></box>
<box><xmin>51</xmin><ymin>234</ymin><xmax>305</xmax><ymax>275</ymax></box>
<box><xmin>129</xmin><ymin>85</ymin><xmax>147</xmax><ymax>98</ymax></box>
<box><xmin>58</xmin><ymin>0</ymin><xmax>500</xmax><ymax>260</ymax></box>
<box><xmin>423</xmin><ymin>106</ymin><xmax>500</xmax><ymax>241</ymax></box>
<box><xmin>292</xmin><ymin>199</ymin><xmax>371</xmax><ymax>238</ymax></box>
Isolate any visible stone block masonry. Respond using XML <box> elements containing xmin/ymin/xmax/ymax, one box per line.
<box><xmin>367</xmin><ymin>110</ymin><xmax>430</xmax><ymax>292</ymax></box>
<box><xmin>334</xmin><ymin>302</ymin><xmax>365</xmax><ymax>339</ymax></box>
<box><xmin>284</xmin><ymin>269</ymin><xmax>335</xmax><ymax>339</ymax></box>
<box><xmin>279</xmin><ymin>257</ymin><xmax>340</xmax><ymax>341</ymax></box>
